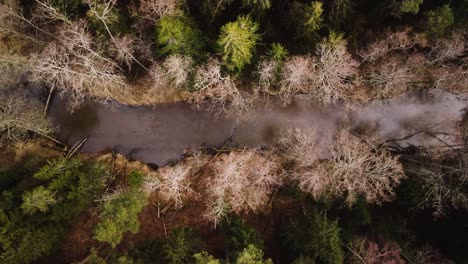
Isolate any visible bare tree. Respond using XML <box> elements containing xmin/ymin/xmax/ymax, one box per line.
<box><xmin>137</xmin><ymin>0</ymin><xmax>180</xmax><ymax>21</ymax></box>
<box><xmin>323</xmin><ymin>131</ymin><xmax>404</xmax><ymax>205</ymax></box>
<box><xmin>0</xmin><ymin>0</ymin><xmax>55</xmax><ymax>40</ymax></box>
<box><xmin>143</xmin><ymin>151</ymin><xmax>210</xmax><ymax>208</ymax></box>
<box><xmin>411</xmin><ymin>245</ymin><xmax>455</xmax><ymax>264</ymax></box>
<box><xmin>428</xmin><ymin>31</ymin><xmax>467</xmax><ymax>64</ymax></box>
<box><xmin>109</xmin><ymin>35</ymin><xmax>137</xmax><ymax>70</ymax></box>
<box><xmin>406</xmin><ymin>150</ymin><xmax>468</xmax><ymax>218</ymax></box>
<box><xmin>203</xmin><ymin>149</ymin><xmax>283</xmax><ymax>227</ymax></box>
<box><xmin>190</xmin><ymin>58</ymin><xmax>251</xmax><ymax>117</ymax></box>
<box><xmin>0</xmin><ymin>52</ymin><xmax>29</xmax><ymax>90</ymax></box>
<box><xmin>277</xmin><ymin>127</ymin><xmax>321</xmax><ymax>169</ymax></box>
<box><xmin>276</xmin><ymin>127</ymin><xmax>327</xmax><ymax>198</ymax></box>
<box><xmin>256</xmin><ymin>58</ymin><xmax>278</xmax><ymax>95</ymax></box>
<box><xmin>144</xmin><ymin>63</ymin><xmax>173</xmax><ymax>102</ymax></box>
<box><xmin>311</xmin><ymin>40</ymin><xmax>359</xmax><ymax>104</ymax></box>
<box><xmin>347</xmin><ymin>237</ymin><xmax>405</xmax><ymax>264</ymax></box>
<box><xmin>154</xmin><ymin>163</ymin><xmax>195</xmax><ymax>208</ymax></box>
<box><xmin>0</xmin><ymin>95</ymin><xmax>55</xmax><ymax>143</ymax></box>
<box><xmin>359</xmin><ymin>28</ymin><xmax>421</xmax><ymax>62</ymax></box>
<box><xmin>278</xmin><ymin>56</ymin><xmax>314</xmax><ymax>104</ymax></box>
<box><xmin>31</xmin><ymin>21</ymin><xmax>127</xmax><ymax>109</ymax></box>
<box><xmin>86</xmin><ymin>0</ymin><xmax>148</xmax><ymax>71</ymax></box>
<box><xmin>163</xmin><ymin>54</ymin><xmax>194</xmax><ymax>88</ymax></box>
<box><xmin>286</xmin><ymin>130</ymin><xmax>404</xmax><ymax>205</ymax></box>
<box><xmin>365</xmin><ymin>57</ymin><xmax>416</xmax><ymax>99</ymax></box>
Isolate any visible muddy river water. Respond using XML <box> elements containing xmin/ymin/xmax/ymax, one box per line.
<box><xmin>49</xmin><ymin>90</ymin><xmax>468</xmax><ymax>166</ymax></box>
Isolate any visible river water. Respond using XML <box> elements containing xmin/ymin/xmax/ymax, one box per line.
<box><xmin>49</xmin><ymin>90</ymin><xmax>468</xmax><ymax>166</ymax></box>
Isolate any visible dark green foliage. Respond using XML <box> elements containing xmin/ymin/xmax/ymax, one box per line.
<box><xmin>21</xmin><ymin>185</ymin><xmax>57</xmax><ymax>214</ymax></box>
<box><xmin>193</xmin><ymin>251</ymin><xmax>220</xmax><ymax>264</ymax></box>
<box><xmin>283</xmin><ymin>209</ymin><xmax>344</xmax><ymax>264</ymax></box>
<box><xmin>93</xmin><ymin>189</ymin><xmax>147</xmax><ymax>248</ymax></box>
<box><xmin>155</xmin><ymin>16</ymin><xmax>205</xmax><ymax>60</ymax></box>
<box><xmin>290</xmin><ymin>1</ymin><xmax>322</xmax><ymax>46</ymax></box>
<box><xmin>425</xmin><ymin>4</ymin><xmax>455</xmax><ymax>36</ymax></box>
<box><xmin>132</xmin><ymin>239</ymin><xmax>165</xmax><ymax>264</ymax></box>
<box><xmin>329</xmin><ymin>0</ymin><xmax>354</xmax><ymax>30</ymax></box>
<box><xmin>162</xmin><ymin>227</ymin><xmax>204</xmax><ymax>264</ymax></box>
<box><xmin>0</xmin><ymin>157</ymin><xmax>108</xmax><ymax>263</ymax></box>
<box><xmin>34</xmin><ymin>157</ymin><xmax>82</xmax><ymax>181</ymax></box>
<box><xmin>236</xmin><ymin>244</ymin><xmax>272</xmax><ymax>264</ymax></box>
<box><xmin>222</xmin><ymin>215</ymin><xmax>264</xmax><ymax>254</ymax></box>
<box><xmin>400</xmin><ymin>0</ymin><xmax>423</xmax><ymax>14</ymax></box>
<box><xmin>128</xmin><ymin>170</ymin><xmax>144</xmax><ymax>188</ymax></box>
<box><xmin>86</xmin><ymin>0</ymin><xmax>128</xmax><ymax>36</ymax></box>
<box><xmin>217</xmin><ymin>14</ymin><xmax>260</xmax><ymax>73</ymax></box>
<box><xmin>267</xmin><ymin>42</ymin><xmax>288</xmax><ymax>64</ymax></box>
<box><xmin>48</xmin><ymin>0</ymin><xmax>81</xmax><ymax>16</ymax></box>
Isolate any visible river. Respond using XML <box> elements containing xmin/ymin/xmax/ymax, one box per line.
<box><xmin>49</xmin><ymin>89</ymin><xmax>468</xmax><ymax>166</ymax></box>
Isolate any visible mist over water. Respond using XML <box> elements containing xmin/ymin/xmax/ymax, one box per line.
<box><xmin>49</xmin><ymin>90</ymin><xmax>468</xmax><ymax>166</ymax></box>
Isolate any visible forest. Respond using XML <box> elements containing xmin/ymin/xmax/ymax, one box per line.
<box><xmin>0</xmin><ymin>0</ymin><xmax>467</xmax><ymax>263</ymax></box>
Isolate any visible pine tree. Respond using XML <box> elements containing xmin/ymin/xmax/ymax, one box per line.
<box><xmin>217</xmin><ymin>15</ymin><xmax>260</xmax><ymax>73</ymax></box>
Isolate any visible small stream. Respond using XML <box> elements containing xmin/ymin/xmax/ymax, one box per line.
<box><xmin>49</xmin><ymin>90</ymin><xmax>468</xmax><ymax>166</ymax></box>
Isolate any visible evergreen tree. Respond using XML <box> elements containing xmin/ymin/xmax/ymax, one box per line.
<box><xmin>426</xmin><ymin>5</ymin><xmax>455</xmax><ymax>36</ymax></box>
<box><xmin>21</xmin><ymin>186</ymin><xmax>57</xmax><ymax>215</ymax></box>
<box><xmin>155</xmin><ymin>16</ymin><xmax>205</xmax><ymax>60</ymax></box>
<box><xmin>236</xmin><ymin>244</ymin><xmax>272</xmax><ymax>264</ymax></box>
<box><xmin>400</xmin><ymin>0</ymin><xmax>423</xmax><ymax>14</ymax></box>
<box><xmin>94</xmin><ymin>189</ymin><xmax>147</xmax><ymax>248</ymax></box>
<box><xmin>217</xmin><ymin>15</ymin><xmax>260</xmax><ymax>73</ymax></box>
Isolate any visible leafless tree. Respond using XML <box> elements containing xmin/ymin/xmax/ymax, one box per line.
<box><xmin>432</xmin><ymin>65</ymin><xmax>468</xmax><ymax>93</ymax></box>
<box><xmin>32</xmin><ymin>0</ymin><xmax>72</xmax><ymax>24</ymax></box>
<box><xmin>163</xmin><ymin>54</ymin><xmax>194</xmax><ymax>88</ymax></box>
<box><xmin>410</xmin><ymin>245</ymin><xmax>455</xmax><ymax>264</ymax></box>
<box><xmin>109</xmin><ymin>35</ymin><xmax>137</xmax><ymax>70</ymax></box>
<box><xmin>256</xmin><ymin>58</ymin><xmax>278</xmax><ymax>95</ymax></box>
<box><xmin>31</xmin><ymin>21</ymin><xmax>127</xmax><ymax>109</ymax></box>
<box><xmin>428</xmin><ymin>31</ymin><xmax>467</xmax><ymax>64</ymax></box>
<box><xmin>359</xmin><ymin>28</ymin><xmax>422</xmax><ymax>62</ymax></box>
<box><xmin>203</xmin><ymin>149</ymin><xmax>283</xmax><ymax>227</ymax></box>
<box><xmin>86</xmin><ymin>0</ymin><xmax>148</xmax><ymax>71</ymax></box>
<box><xmin>277</xmin><ymin>127</ymin><xmax>321</xmax><ymax>169</ymax></box>
<box><xmin>0</xmin><ymin>52</ymin><xmax>29</xmax><ymax>90</ymax></box>
<box><xmin>190</xmin><ymin>58</ymin><xmax>251</xmax><ymax>117</ymax></box>
<box><xmin>0</xmin><ymin>95</ymin><xmax>55</xmax><ymax>143</ymax></box>
<box><xmin>365</xmin><ymin>57</ymin><xmax>416</xmax><ymax>99</ymax></box>
<box><xmin>277</xmin><ymin>126</ymin><xmax>328</xmax><ymax>198</ymax></box>
<box><xmin>143</xmin><ymin>151</ymin><xmax>210</xmax><ymax>208</ymax></box>
<box><xmin>298</xmin><ymin>131</ymin><xmax>404</xmax><ymax>206</ymax></box>
<box><xmin>278</xmin><ymin>56</ymin><xmax>314</xmax><ymax>104</ymax></box>
<box><xmin>327</xmin><ymin>131</ymin><xmax>404</xmax><ymax>205</ymax></box>
<box><xmin>144</xmin><ymin>64</ymin><xmax>173</xmax><ymax>102</ymax></box>
<box><xmin>0</xmin><ymin>0</ymin><xmax>55</xmax><ymax>40</ymax></box>
<box><xmin>137</xmin><ymin>0</ymin><xmax>180</xmax><ymax>21</ymax></box>
<box><xmin>311</xmin><ymin>40</ymin><xmax>359</xmax><ymax>104</ymax></box>
<box><xmin>154</xmin><ymin>163</ymin><xmax>195</xmax><ymax>208</ymax></box>
<box><xmin>347</xmin><ymin>237</ymin><xmax>405</xmax><ymax>264</ymax></box>
<box><xmin>406</xmin><ymin>151</ymin><xmax>468</xmax><ymax>218</ymax></box>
